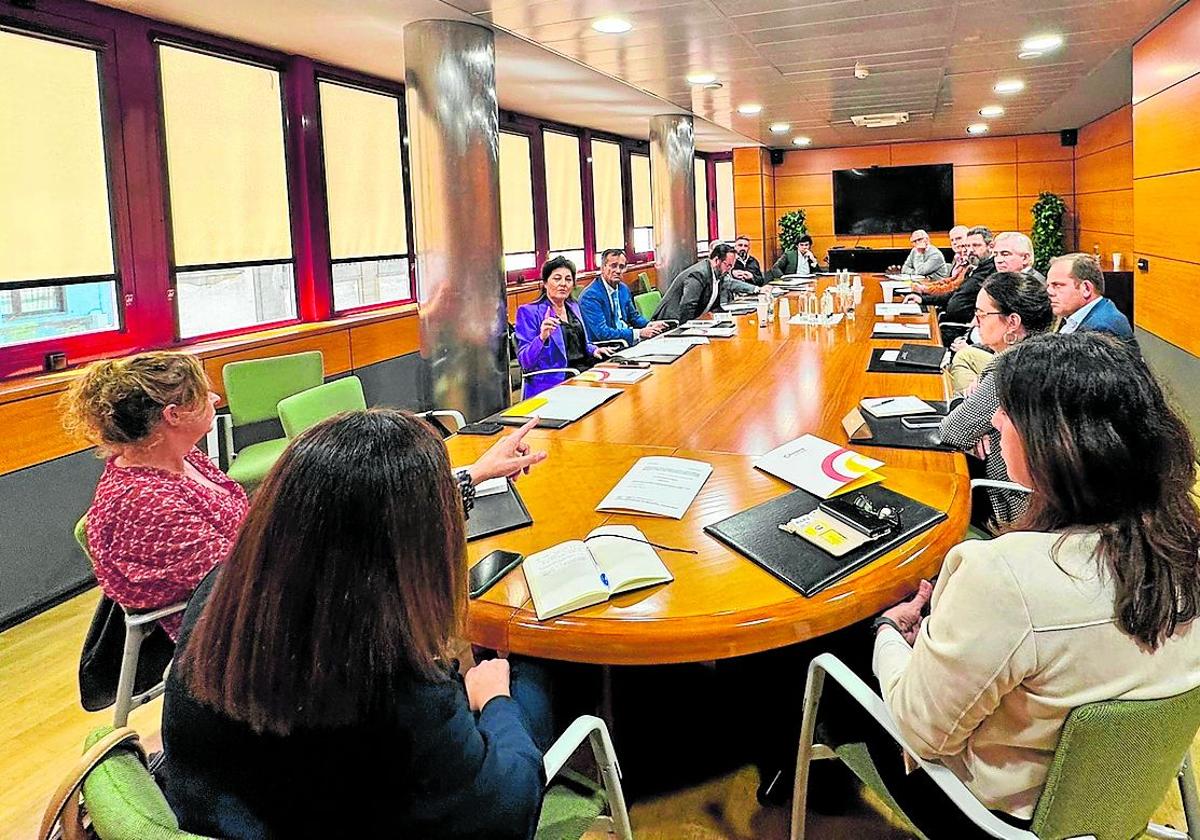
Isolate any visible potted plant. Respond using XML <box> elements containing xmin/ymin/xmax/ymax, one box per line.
<box><xmin>778</xmin><ymin>209</ymin><xmax>808</xmax><ymax>254</ymax></box>
<box><xmin>1030</xmin><ymin>192</ymin><xmax>1067</xmax><ymax>273</ymax></box>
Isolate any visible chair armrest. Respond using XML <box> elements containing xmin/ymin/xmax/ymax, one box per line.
<box><xmin>424</xmin><ymin>410</ymin><xmax>466</xmax><ymax>433</ymax></box>
<box><xmin>124</xmin><ymin>601</ymin><xmax>188</xmax><ymax>628</ymax></box>
<box><xmin>970</xmin><ymin>479</ymin><xmax>1033</xmax><ymax>495</ymax></box>
<box><xmin>594</xmin><ymin>339</ymin><xmax>629</xmax><ymax>349</ymax></box>
<box><xmin>522</xmin><ymin>368</ymin><xmax>580</xmax><ymax>380</ymax></box>
<box><xmin>938</xmin><ymin>321</ymin><xmax>973</xmax><ymax>329</ymax></box>
<box><xmin>543</xmin><ymin>715</ymin><xmax>632</xmax><ymax>840</ymax></box>
<box><xmin>806</xmin><ymin>653</ymin><xmax>1037</xmax><ymax>840</ymax></box>
<box><xmin>217</xmin><ymin>413</ymin><xmax>235</xmax><ymax>469</ymax></box>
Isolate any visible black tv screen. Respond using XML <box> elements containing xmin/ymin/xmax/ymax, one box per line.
<box><xmin>832</xmin><ymin>164</ymin><xmax>954</xmax><ymax>235</ymax></box>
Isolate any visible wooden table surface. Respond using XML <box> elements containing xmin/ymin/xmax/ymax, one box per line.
<box><xmin>447</xmin><ymin>274</ymin><xmax>969</xmax><ymax>664</ymax></box>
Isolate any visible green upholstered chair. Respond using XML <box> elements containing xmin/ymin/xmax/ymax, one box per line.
<box><xmin>277</xmin><ymin>376</ymin><xmax>367</xmax><ymax>439</ymax></box>
<box><xmin>74</xmin><ymin>517</ymin><xmax>185</xmax><ymax>728</ymax></box>
<box><xmin>631</xmin><ymin>271</ymin><xmax>652</xmax><ymax>296</ymax></box>
<box><xmin>790</xmin><ymin>653</ymin><xmax>1200</xmax><ymax>840</ymax></box>
<box><xmin>41</xmin><ymin>717</ymin><xmax>630</xmax><ymax>840</ymax></box>
<box><xmin>220</xmin><ymin>351</ymin><xmax>324</xmax><ymax>490</ymax></box>
<box><xmin>634</xmin><ymin>290</ymin><xmax>661</xmax><ymax>321</ymax></box>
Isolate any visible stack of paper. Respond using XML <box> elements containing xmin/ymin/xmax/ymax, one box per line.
<box><xmin>676</xmin><ymin>323</ymin><xmax>737</xmax><ymax>338</ymax></box>
<box><xmin>501</xmin><ymin>384</ymin><xmax>621</xmax><ymax>421</ymax></box>
<box><xmin>880</xmin><ymin>280</ymin><xmax>913</xmax><ymax>299</ymax></box>
<box><xmin>617</xmin><ymin>336</ymin><xmax>708</xmax><ymax>358</ymax></box>
<box><xmin>723</xmin><ymin>301</ymin><xmax>759</xmax><ymax>314</ymax></box>
<box><xmin>875</xmin><ymin>302</ymin><xmax>924</xmax><ymax>316</ymax></box>
<box><xmin>872</xmin><ymin>322</ymin><xmax>931</xmax><ymax>338</ymax></box>
<box><xmin>451</xmin><ymin>466</ymin><xmax>509</xmax><ymax>497</ymax></box>
<box><xmin>754</xmin><ymin>434</ymin><xmax>884</xmax><ymax>498</ymax></box>
<box><xmin>596</xmin><ymin>456</ymin><xmax>713</xmax><ymax>518</ymax></box>
<box><xmin>574</xmin><ymin>367</ymin><xmax>652</xmax><ymax>384</ymax></box>
<box><xmin>860</xmin><ymin>396</ymin><xmax>937</xmax><ymax>418</ymax></box>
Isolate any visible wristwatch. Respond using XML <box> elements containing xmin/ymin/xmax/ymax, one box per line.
<box><xmin>455</xmin><ymin>468</ymin><xmax>477</xmax><ymax>515</ymax></box>
<box><xmin>871</xmin><ymin>615</ymin><xmax>904</xmax><ymax>636</ymax></box>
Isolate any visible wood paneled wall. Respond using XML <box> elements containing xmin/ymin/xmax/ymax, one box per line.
<box><xmin>1075</xmin><ymin>106</ymin><xmax>1134</xmax><ymax>265</ymax></box>
<box><xmin>732</xmin><ymin>148</ymin><xmax>777</xmax><ymax>267</ymax></box>
<box><xmin>1133</xmin><ymin>0</ymin><xmax>1200</xmax><ymax>355</ymax></box>
<box><xmin>734</xmin><ymin>134</ymin><xmax>1074</xmax><ymax>267</ymax></box>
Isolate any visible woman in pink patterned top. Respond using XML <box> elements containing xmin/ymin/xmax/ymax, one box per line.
<box><xmin>64</xmin><ymin>352</ymin><xmax>248</xmax><ymax>639</ymax></box>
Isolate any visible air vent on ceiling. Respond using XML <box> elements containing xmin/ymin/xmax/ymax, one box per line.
<box><xmin>851</xmin><ymin>112</ymin><xmax>910</xmax><ymax>128</ymax></box>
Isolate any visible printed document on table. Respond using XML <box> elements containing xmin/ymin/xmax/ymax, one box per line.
<box><xmin>754</xmin><ymin>434</ymin><xmax>884</xmax><ymax>498</ymax></box>
<box><xmin>501</xmin><ymin>385</ymin><xmax>621</xmax><ymax>421</ymax></box>
<box><xmin>575</xmin><ymin>367</ymin><xmax>652</xmax><ymax>384</ymax></box>
<box><xmin>872</xmin><ymin>322</ymin><xmax>931</xmax><ymax>338</ymax></box>
<box><xmin>618</xmin><ymin>336</ymin><xmax>709</xmax><ymax>358</ymax></box>
<box><xmin>875</xmin><ymin>303</ymin><xmax>923</xmax><ymax>316</ymax></box>
<box><xmin>596</xmin><ymin>456</ymin><xmax>713</xmax><ymax>518</ymax></box>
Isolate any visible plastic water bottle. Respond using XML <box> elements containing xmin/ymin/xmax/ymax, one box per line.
<box><xmin>778</xmin><ymin>294</ymin><xmax>791</xmax><ymax>321</ymax></box>
<box><xmin>757</xmin><ymin>290</ymin><xmax>769</xmax><ymax>327</ymax></box>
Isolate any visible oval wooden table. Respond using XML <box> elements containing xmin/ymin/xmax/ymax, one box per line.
<box><xmin>447</xmin><ymin>274</ymin><xmax>969</xmax><ymax>665</ymax></box>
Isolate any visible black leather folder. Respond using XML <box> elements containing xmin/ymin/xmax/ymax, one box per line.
<box><xmin>866</xmin><ymin>346</ymin><xmax>947</xmax><ymax>375</ymax></box>
<box><xmin>704</xmin><ymin>485</ymin><xmax>946</xmax><ymax>597</ymax></box>
<box><xmin>466</xmin><ymin>481</ymin><xmax>533</xmax><ymax>541</ymax></box>
<box><xmin>849</xmin><ymin>400</ymin><xmax>956</xmax><ymax>452</ymax></box>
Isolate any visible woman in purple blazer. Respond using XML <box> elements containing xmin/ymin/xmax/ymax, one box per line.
<box><xmin>515</xmin><ymin>256</ymin><xmax>614</xmax><ymax>397</ymax></box>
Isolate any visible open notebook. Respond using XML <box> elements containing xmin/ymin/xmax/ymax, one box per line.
<box><xmin>523</xmin><ymin>525</ymin><xmax>673</xmax><ymax>620</ymax></box>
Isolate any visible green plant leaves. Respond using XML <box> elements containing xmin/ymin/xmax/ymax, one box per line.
<box><xmin>778</xmin><ymin>209</ymin><xmax>809</xmax><ymax>253</ymax></box>
<box><xmin>1030</xmin><ymin>191</ymin><xmax>1066</xmax><ymax>273</ymax></box>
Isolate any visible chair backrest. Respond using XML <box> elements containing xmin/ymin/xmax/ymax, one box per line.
<box><xmin>634</xmin><ymin>290</ymin><xmax>662</xmax><ymax>321</ymax></box>
<box><xmin>277</xmin><ymin>376</ymin><xmax>366</xmax><ymax>439</ymax></box>
<box><xmin>222</xmin><ymin>351</ymin><xmax>325</xmax><ymax>427</ymax></box>
<box><xmin>1030</xmin><ymin>683</ymin><xmax>1200</xmax><ymax>840</ymax></box>
<box><xmin>75</xmin><ymin>515</ymin><xmax>90</xmax><ymax>557</ymax></box>
<box><xmin>632</xmin><ymin>271</ymin><xmax>651</xmax><ymax>296</ymax></box>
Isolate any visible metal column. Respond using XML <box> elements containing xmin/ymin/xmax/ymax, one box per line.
<box><xmin>649</xmin><ymin>114</ymin><xmax>697</xmax><ymax>292</ymax></box>
<box><xmin>404</xmin><ymin>20</ymin><xmax>509</xmax><ymax>420</ymax></box>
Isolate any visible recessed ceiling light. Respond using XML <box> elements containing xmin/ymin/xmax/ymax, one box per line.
<box><xmin>737</xmin><ymin>103</ymin><xmax>763</xmax><ymax>115</ymax></box>
<box><xmin>769</xmin><ymin>122</ymin><xmax>790</xmax><ymax>133</ymax></box>
<box><xmin>1018</xmin><ymin>50</ymin><xmax>1044</xmax><ymax>60</ymax></box>
<box><xmin>591</xmin><ymin>16</ymin><xmax>632</xmax><ymax>33</ymax></box>
<box><xmin>703</xmin><ymin>81</ymin><xmax>723</xmax><ymax>90</ymax></box>
<box><xmin>994</xmin><ymin>79</ymin><xmax>1025</xmax><ymax>94</ymax></box>
<box><xmin>1022</xmin><ymin>34</ymin><xmax>1063</xmax><ymax>52</ymax></box>
<box><xmin>966</xmin><ymin>123</ymin><xmax>989</xmax><ymax>135</ymax></box>
<box><xmin>979</xmin><ymin>105</ymin><xmax>1005</xmax><ymax>117</ymax></box>
<box><xmin>792</xmin><ymin>136</ymin><xmax>812</xmax><ymax>146</ymax></box>
<box><xmin>687</xmin><ymin>72</ymin><xmax>717</xmax><ymax>85</ymax></box>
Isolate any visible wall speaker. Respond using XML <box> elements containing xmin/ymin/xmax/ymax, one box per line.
<box><xmin>769</xmin><ymin>149</ymin><xmax>785</xmax><ymax>165</ymax></box>
<box><xmin>1060</xmin><ymin>129</ymin><xmax>1078</xmax><ymax>147</ymax></box>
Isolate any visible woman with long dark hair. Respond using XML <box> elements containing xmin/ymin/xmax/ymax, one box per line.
<box><xmin>869</xmin><ymin>332</ymin><xmax>1200</xmax><ymax>836</ymax></box>
<box><xmin>163</xmin><ymin>410</ymin><xmax>550</xmax><ymax>839</ymax></box>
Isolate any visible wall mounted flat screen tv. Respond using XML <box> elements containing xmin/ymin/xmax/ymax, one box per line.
<box><xmin>833</xmin><ymin>164</ymin><xmax>954</xmax><ymax>235</ymax></box>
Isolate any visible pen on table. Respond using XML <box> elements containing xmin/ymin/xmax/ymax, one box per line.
<box><xmin>875</xmin><ymin>398</ymin><xmax>895</xmax><ymax>407</ymax></box>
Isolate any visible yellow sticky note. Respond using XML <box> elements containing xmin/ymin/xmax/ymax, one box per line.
<box><xmin>501</xmin><ymin>396</ymin><xmax>548</xmax><ymax>417</ymax></box>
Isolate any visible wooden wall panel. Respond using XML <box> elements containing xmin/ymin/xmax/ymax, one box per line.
<box><xmin>733</xmin><ymin>174</ymin><xmax>763</xmax><ymax>208</ymax></box>
<box><xmin>954</xmin><ymin>164</ymin><xmax>1017</xmax><ymax>199</ymax></box>
<box><xmin>1133</xmin><ymin>0</ymin><xmax>1200</xmax><ymax>103</ymax></box>
<box><xmin>734</xmin><ymin>207</ymin><xmax>765</xmax><ymax>241</ymax></box>
<box><xmin>774</xmin><ymin>144</ymin><xmax>890</xmax><ymax>176</ymax></box>
<box><xmin>203</xmin><ymin>332</ymin><xmax>353</xmax><ymax>402</ymax></box>
<box><xmin>1017</xmin><ymin>161</ymin><xmax>1075</xmax><ymax>197</ymax></box>
<box><xmin>1077</xmin><ymin>190</ymin><xmax>1136</xmax><ymax>237</ymax></box>
<box><xmin>1017</xmin><ymin>194</ymin><xmax>1076</xmax><ymax>236</ymax></box>
<box><xmin>1133</xmin><ymin>169</ymin><xmax>1200</xmax><ymax>259</ymax></box>
<box><xmin>1016</xmin><ymin>133</ymin><xmax>1074</xmax><ymax>161</ymax></box>
<box><xmin>1131</xmin><ymin>255</ymin><xmax>1200</xmax><ymax>354</ymax></box>
<box><xmin>732</xmin><ymin>147</ymin><xmax>765</xmax><ymax>176</ymax></box>
<box><xmin>0</xmin><ymin>393</ymin><xmax>89</xmax><ymax>477</ymax></box>
<box><xmin>775</xmin><ymin>173</ymin><xmax>832</xmax><ymax>207</ymax></box>
<box><xmin>1133</xmin><ymin>73</ymin><xmax>1200</xmax><ymax>178</ymax></box>
<box><xmin>954</xmin><ymin>197</ymin><xmax>1018</xmax><ymax>232</ymax></box>
<box><xmin>891</xmin><ymin>136</ymin><xmax>1017</xmax><ymax>166</ymax></box>
<box><xmin>1075</xmin><ymin>144</ymin><xmax>1134</xmax><ymax>196</ymax></box>
<box><xmin>1075</xmin><ymin>105</ymin><xmax>1133</xmax><ymax>157</ymax></box>
<box><xmin>349</xmin><ymin>314</ymin><xmax>421</xmax><ymax>369</ymax></box>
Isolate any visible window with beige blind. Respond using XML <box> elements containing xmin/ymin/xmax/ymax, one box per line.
<box><xmin>590</xmin><ymin>139</ymin><xmax>625</xmax><ymax>260</ymax></box>
<box><xmin>158</xmin><ymin>44</ymin><xmax>297</xmax><ymax>338</ymax></box>
<box><xmin>318</xmin><ymin>79</ymin><xmax>413</xmax><ymax>311</ymax></box>
<box><xmin>542</xmin><ymin>129</ymin><xmax>585</xmax><ymax>268</ymax></box>
<box><xmin>715</xmin><ymin>160</ymin><xmax>735</xmax><ymax>244</ymax></box>
<box><xmin>500</xmin><ymin>131</ymin><xmax>537</xmax><ymax>274</ymax></box>
<box><xmin>694</xmin><ymin>158</ymin><xmax>710</xmax><ymax>255</ymax></box>
<box><xmin>0</xmin><ymin>29</ymin><xmax>120</xmax><ymax>348</ymax></box>
<box><xmin>630</xmin><ymin>153</ymin><xmax>653</xmax><ymax>257</ymax></box>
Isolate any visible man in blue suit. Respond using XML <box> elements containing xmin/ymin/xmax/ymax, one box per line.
<box><xmin>1046</xmin><ymin>253</ymin><xmax>1136</xmax><ymax>343</ymax></box>
<box><xmin>579</xmin><ymin>248</ymin><xmax>669</xmax><ymax>345</ymax></box>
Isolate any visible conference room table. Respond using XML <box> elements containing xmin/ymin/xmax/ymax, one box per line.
<box><xmin>446</xmin><ymin>273</ymin><xmax>970</xmax><ymax>665</ymax></box>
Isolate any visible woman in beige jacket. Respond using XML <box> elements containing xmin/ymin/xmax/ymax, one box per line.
<box><xmin>869</xmin><ymin>332</ymin><xmax>1200</xmax><ymax>836</ymax></box>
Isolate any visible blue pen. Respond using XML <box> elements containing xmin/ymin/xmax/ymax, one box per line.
<box><xmin>600</xmin><ymin>573</ymin><xmax>610</xmax><ymax>588</ymax></box>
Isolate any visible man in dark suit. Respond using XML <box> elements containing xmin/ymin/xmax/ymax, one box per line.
<box><xmin>1046</xmin><ymin>253</ymin><xmax>1135</xmax><ymax>342</ymax></box>
<box><xmin>731</xmin><ymin>234</ymin><xmax>765</xmax><ymax>286</ymax></box>
<box><xmin>767</xmin><ymin>234</ymin><xmax>820</xmax><ymax>281</ymax></box>
<box><xmin>907</xmin><ymin>226</ymin><xmax>996</xmax><ymax>344</ymax></box>
<box><xmin>653</xmin><ymin>242</ymin><xmax>738</xmax><ymax>323</ymax></box>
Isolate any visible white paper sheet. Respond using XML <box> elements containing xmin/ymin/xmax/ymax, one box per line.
<box><xmin>596</xmin><ymin>456</ymin><xmax>713</xmax><ymax>518</ymax></box>
<box><xmin>872</xmin><ymin>322</ymin><xmax>931</xmax><ymax>338</ymax></box>
<box><xmin>875</xmin><ymin>303</ymin><xmax>923</xmax><ymax>316</ymax></box>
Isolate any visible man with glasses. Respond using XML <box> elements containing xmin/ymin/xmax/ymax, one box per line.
<box><xmin>579</xmin><ymin>248</ymin><xmax>669</xmax><ymax>345</ymax></box>
<box><xmin>906</xmin><ymin>226</ymin><xmax>996</xmax><ymax>344</ymax></box>
<box><xmin>899</xmin><ymin>229</ymin><xmax>949</xmax><ymax>278</ymax></box>
<box><xmin>913</xmin><ymin>225</ymin><xmax>971</xmax><ymax>296</ymax></box>
<box><xmin>730</xmin><ymin>234</ymin><xmax>765</xmax><ymax>285</ymax></box>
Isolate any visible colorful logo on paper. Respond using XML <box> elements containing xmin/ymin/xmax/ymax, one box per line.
<box><xmin>820</xmin><ymin>447</ymin><xmax>884</xmax><ymax>496</ymax></box>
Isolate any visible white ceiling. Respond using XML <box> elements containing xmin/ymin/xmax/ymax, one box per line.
<box><xmin>96</xmin><ymin>0</ymin><xmax>1182</xmax><ymax>149</ymax></box>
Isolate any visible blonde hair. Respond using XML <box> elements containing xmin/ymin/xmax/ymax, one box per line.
<box><xmin>62</xmin><ymin>352</ymin><xmax>209</xmax><ymax>449</ymax></box>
